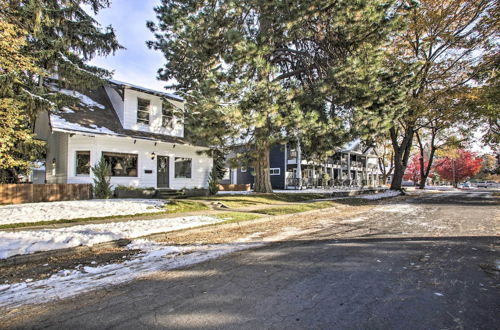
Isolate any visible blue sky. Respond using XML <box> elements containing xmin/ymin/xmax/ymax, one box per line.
<box><xmin>88</xmin><ymin>0</ymin><xmax>167</xmax><ymax>91</ymax></box>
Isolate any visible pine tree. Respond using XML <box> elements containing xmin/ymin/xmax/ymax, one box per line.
<box><xmin>148</xmin><ymin>0</ymin><xmax>405</xmax><ymax>192</ymax></box>
<box><xmin>92</xmin><ymin>157</ymin><xmax>112</xmax><ymax>199</ymax></box>
<box><xmin>0</xmin><ymin>15</ymin><xmax>45</xmax><ymax>182</ymax></box>
<box><xmin>0</xmin><ymin>0</ymin><xmax>122</xmax><ymax>182</ymax></box>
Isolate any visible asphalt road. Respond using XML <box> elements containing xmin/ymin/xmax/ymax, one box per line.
<box><xmin>5</xmin><ymin>191</ymin><xmax>500</xmax><ymax>329</ymax></box>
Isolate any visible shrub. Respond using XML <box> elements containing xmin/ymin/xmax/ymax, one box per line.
<box><xmin>208</xmin><ymin>167</ymin><xmax>219</xmax><ymax>195</ymax></box>
<box><xmin>92</xmin><ymin>157</ymin><xmax>112</xmax><ymax>199</ymax></box>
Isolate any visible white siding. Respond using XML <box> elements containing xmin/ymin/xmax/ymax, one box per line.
<box><xmin>104</xmin><ymin>85</ymin><xmax>125</xmax><ymax>125</ymax></box>
<box><xmin>46</xmin><ymin>132</ymin><xmax>69</xmax><ymax>183</ymax></box>
<box><xmin>121</xmin><ymin>89</ymin><xmax>184</xmax><ymax>137</ymax></box>
<box><xmin>66</xmin><ymin>134</ymin><xmax>211</xmax><ymax>189</ymax></box>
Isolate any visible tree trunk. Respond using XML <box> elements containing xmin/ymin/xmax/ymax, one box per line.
<box><xmin>253</xmin><ymin>144</ymin><xmax>273</xmax><ymax>193</ymax></box>
<box><xmin>416</xmin><ymin>129</ymin><xmax>437</xmax><ymax>190</ymax></box>
<box><xmin>389</xmin><ymin>125</ymin><xmax>414</xmax><ymax>191</ymax></box>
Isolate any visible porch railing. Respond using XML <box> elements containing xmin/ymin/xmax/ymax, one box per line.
<box><xmin>286</xmin><ymin>178</ymin><xmax>378</xmax><ymax>190</ymax></box>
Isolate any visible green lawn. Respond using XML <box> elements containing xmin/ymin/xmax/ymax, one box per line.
<box><xmin>251</xmin><ymin>201</ymin><xmax>336</xmax><ymax>216</ymax></box>
<box><xmin>213</xmin><ymin>212</ymin><xmax>262</xmax><ymax>223</ymax></box>
<box><xmin>164</xmin><ymin>200</ymin><xmax>209</xmax><ymax>213</ymax></box>
<box><xmin>191</xmin><ymin>193</ymin><xmax>331</xmax><ymax>208</ymax></box>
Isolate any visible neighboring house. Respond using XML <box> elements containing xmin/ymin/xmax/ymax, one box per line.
<box><xmin>35</xmin><ymin>80</ymin><xmax>212</xmax><ymax>190</ymax></box>
<box><xmin>221</xmin><ymin>140</ymin><xmax>381</xmax><ymax>190</ymax></box>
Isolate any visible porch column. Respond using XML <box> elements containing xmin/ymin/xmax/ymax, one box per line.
<box><xmin>347</xmin><ymin>152</ymin><xmax>351</xmax><ymax>180</ymax></box>
<box><xmin>296</xmin><ymin>136</ymin><xmax>302</xmax><ymax>189</ymax></box>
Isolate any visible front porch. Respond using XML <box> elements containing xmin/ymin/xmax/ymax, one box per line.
<box><xmin>284</xmin><ymin>162</ymin><xmax>381</xmax><ymax>190</ymax></box>
<box><xmin>285</xmin><ymin>149</ymin><xmax>381</xmax><ymax>190</ymax></box>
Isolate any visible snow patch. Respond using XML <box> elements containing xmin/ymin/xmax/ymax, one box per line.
<box><xmin>0</xmin><ymin>215</ymin><xmax>226</xmax><ymax>259</ymax></box>
<box><xmin>359</xmin><ymin>190</ymin><xmax>401</xmax><ymax>200</ymax></box>
<box><xmin>374</xmin><ymin>204</ymin><xmax>419</xmax><ymax>214</ymax></box>
<box><xmin>0</xmin><ymin>241</ymin><xmax>261</xmax><ymax>309</ymax></box>
<box><xmin>0</xmin><ymin>199</ymin><xmax>167</xmax><ymax>225</ymax></box>
<box><xmin>58</xmin><ymin>88</ymin><xmax>105</xmax><ymax>109</ymax></box>
<box><xmin>340</xmin><ymin>217</ymin><xmax>367</xmax><ymax>224</ymax></box>
<box><xmin>50</xmin><ymin>114</ymin><xmax>116</xmax><ymax>135</ymax></box>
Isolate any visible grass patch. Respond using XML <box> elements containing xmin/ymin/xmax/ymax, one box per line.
<box><xmin>164</xmin><ymin>200</ymin><xmax>209</xmax><ymax>213</ymax></box>
<box><xmin>0</xmin><ymin>200</ymin><xmax>209</xmax><ymax>230</ymax></box>
<box><xmin>213</xmin><ymin>212</ymin><xmax>261</xmax><ymax>223</ymax></box>
<box><xmin>191</xmin><ymin>193</ymin><xmax>331</xmax><ymax>208</ymax></box>
<box><xmin>252</xmin><ymin>201</ymin><xmax>335</xmax><ymax>216</ymax></box>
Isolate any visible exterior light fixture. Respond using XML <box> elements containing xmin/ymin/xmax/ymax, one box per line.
<box><xmin>150</xmin><ymin>152</ymin><xmax>156</xmax><ymax>160</ymax></box>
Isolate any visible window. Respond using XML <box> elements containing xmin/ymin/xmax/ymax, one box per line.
<box><xmin>175</xmin><ymin>157</ymin><xmax>192</xmax><ymax>178</ymax></box>
<box><xmin>102</xmin><ymin>152</ymin><xmax>138</xmax><ymax>177</ymax></box>
<box><xmin>162</xmin><ymin>101</ymin><xmax>174</xmax><ymax>128</ymax></box>
<box><xmin>75</xmin><ymin>151</ymin><xmax>90</xmax><ymax>175</ymax></box>
<box><xmin>270</xmin><ymin>168</ymin><xmax>281</xmax><ymax>176</ymax></box>
<box><xmin>137</xmin><ymin>98</ymin><xmax>150</xmax><ymax>124</ymax></box>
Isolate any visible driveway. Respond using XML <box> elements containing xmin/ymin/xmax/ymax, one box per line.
<box><xmin>2</xmin><ymin>191</ymin><xmax>499</xmax><ymax>329</ymax></box>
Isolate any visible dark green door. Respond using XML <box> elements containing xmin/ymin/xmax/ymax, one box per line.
<box><xmin>157</xmin><ymin>156</ymin><xmax>169</xmax><ymax>188</ymax></box>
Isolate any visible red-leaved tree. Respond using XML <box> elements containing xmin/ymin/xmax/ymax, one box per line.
<box><xmin>404</xmin><ymin>155</ymin><xmax>432</xmax><ymax>186</ymax></box>
<box><xmin>434</xmin><ymin>150</ymin><xmax>483</xmax><ymax>187</ymax></box>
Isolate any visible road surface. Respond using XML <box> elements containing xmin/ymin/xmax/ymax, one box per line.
<box><xmin>2</xmin><ymin>191</ymin><xmax>499</xmax><ymax>329</ymax></box>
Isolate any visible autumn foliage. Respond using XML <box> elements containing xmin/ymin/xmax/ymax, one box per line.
<box><xmin>434</xmin><ymin>150</ymin><xmax>483</xmax><ymax>185</ymax></box>
<box><xmin>404</xmin><ymin>155</ymin><xmax>432</xmax><ymax>184</ymax></box>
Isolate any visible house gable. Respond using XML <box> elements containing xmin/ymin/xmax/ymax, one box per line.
<box><xmin>120</xmin><ymin>88</ymin><xmax>184</xmax><ymax>138</ymax></box>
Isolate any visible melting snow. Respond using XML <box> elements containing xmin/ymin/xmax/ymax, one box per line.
<box><xmin>0</xmin><ymin>199</ymin><xmax>167</xmax><ymax>225</ymax></box>
<box><xmin>58</xmin><ymin>88</ymin><xmax>105</xmax><ymax>109</ymax></box>
<box><xmin>0</xmin><ymin>215</ymin><xmax>226</xmax><ymax>259</ymax></box>
<box><xmin>50</xmin><ymin>114</ymin><xmax>116</xmax><ymax>135</ymax></box>
<box><xmin>374</xmin><ymin>204</ymin><xmax>419</xmax><ymax>214</ymax></box>
<box><xmin>0</xmin><ymin>240</ymin><xmax>261</xmax><ymax>309</ymax></box>
<box><xmin>359</xmin><ymin>190</ymin><xmax>401</xmax><ymax>200</ymax></box>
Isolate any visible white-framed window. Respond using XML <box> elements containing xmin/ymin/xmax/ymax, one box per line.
<box><xmin>270</xmin><ymin>168</ymin><xmax>281</xmax><ymax>176</ymax></box>
<box><xmin>137</xmin><ymin>98</ymin><xmax>150</xmax><ymax>124</ymax></box>
<box><xmin>175</xmin><ymin>157</ymin><xmax>192</xmax><ymax>178</ymax></box>
<box><xmin>240</xmin><ymin>167</ymin><xmax>247</xmax><ymax>173</ymax></box>
<box><xmin>162</xmin><ymin>101</ymin><xmax>174</xmax><ymax>128</ymax></box>
<box><xmin>75</xmin><ymin>151</ymin><xmax>91</xmax><ymax>176</ymax></box>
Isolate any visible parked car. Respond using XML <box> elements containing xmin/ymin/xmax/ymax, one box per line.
<box><xmin>475</xmin><ymin>181</ymin><xmax>498</xmax><ymax>188</ymax></box>
<box><xmin>459</xmin><ymin>182</ymin><xmax>473</xmax><ymax>189</ymax></box>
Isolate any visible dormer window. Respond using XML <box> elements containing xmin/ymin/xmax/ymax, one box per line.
<box><xmin>137</xmin><ymin>98</ymin><xmax>150</xmax><ymax>124</ymax></box>
<box><xmin>162</xmin><ymin>101</ymin><xmax>174</xmax><ymax>128</ymax></box>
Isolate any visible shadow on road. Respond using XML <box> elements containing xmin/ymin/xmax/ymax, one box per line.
<box><xmin>7</xmin><ymin>235</ymin><xmax>499</xmax><ymax>330</ymax></box>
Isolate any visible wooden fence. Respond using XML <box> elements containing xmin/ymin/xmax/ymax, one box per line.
<box><xmin>0</xmin><ymin>184</ymin><xmax>92</xmax><ymax>205</ymax></box>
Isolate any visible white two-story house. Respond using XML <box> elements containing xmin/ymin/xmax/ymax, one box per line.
<box><xmin>35</xmin><ymin>80</ymin><xmax>212</xmax><ymax>190</ymax></box>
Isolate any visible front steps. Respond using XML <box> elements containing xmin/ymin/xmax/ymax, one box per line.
<box><xmin>156</xmin><ymin>189</ymin><xmax>184</xmax><ymax>199</ymax></box>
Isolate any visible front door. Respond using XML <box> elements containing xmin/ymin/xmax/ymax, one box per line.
<box><xmin>157</xmin><ymin>156</ymin><xmax>169</xmax><ymax>188</ymax></box>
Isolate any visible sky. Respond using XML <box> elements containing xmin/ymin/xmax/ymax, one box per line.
<box><xmin>88</xmin><ymin>0</ymin><xmax>167</xmax><ymax>91</ymax></box>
